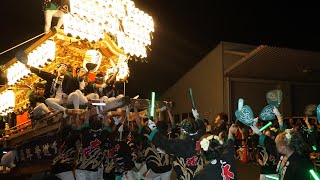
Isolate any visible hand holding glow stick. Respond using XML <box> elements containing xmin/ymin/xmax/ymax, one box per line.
<box><xmin>259</xmin><ymin>122</ymin><xmax>273</xmax><ymax>132</ymax></box>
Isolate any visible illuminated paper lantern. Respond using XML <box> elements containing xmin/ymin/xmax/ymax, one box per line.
<box><xmin>6</xmin><ymin>62</ymin><xmax>31</xmax><ymax>86</ymax></box>
<box><xmin>83</xmin><ymin>50</ymin><xmax>102</xmax><ymax>72</ymax></box>
<box><xmin>27</xmin><ymin>40</ymin><xmax>55</xmax><ymax>68</ymax></box>
<box><xmin>65</xmin><ymin>0</ymin><xmax>154</xmax><ymax>57</ymax></box>
<box><xmin>0</xmin><ymin>89</ymin><xmax>15</xmax><ymax>116</ymax></box>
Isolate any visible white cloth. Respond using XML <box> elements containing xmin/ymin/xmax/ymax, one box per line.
<box><xmin>144</xmin><ymin>169</ymin><xmax>172</xmax><ymax>180</ymax></box>
<box><xmin>32</xmin><ymin>103</ymin><xmax>51</xmax><ymax>118</ymax></box>
<box><xmin>122</xmin><ymin>171</ymin><xmax>137</xmax><ymax>180</ymax></box>
<box><xmin>46</xmin><ymin>98</ymin><xmax>66</xmax><ymax>111</ymax></box>
<box><xmin>250</xmin><ymin>125</ymin><xmax>261</xmax><ymax>135</ymax></box>
<box><xmin>148</xmin><ymin>120</ymin><xmax>157</xmax><ymax>131</ymax></box>
<box><xmin>87</xmin><ymin>93</ymin><xmax>99</xmax><ymax>101</ymax></box>
<box><xmin>273</xmin><ymin>107</ymin><xmax>281</xmax><ymax>116</ymax></box>
<box><xmin>55</xmin><ymin>89</ymin><xmax>66</xmax><ymax>100</ymax></box>
<box><xmin>55</xmin><ymin>171</ymin><xmax>75</xmax><ymax>180</ymax></box>
<box><xmin>66</xmin><ymin>90</ymin><xmax>88</xmax><ymax>109</ymax></box>
<box><xmin>192</xmin><ymin>109</ymin><xmax>199</xmax><ymax>119</ymax></box>
<box><xmin>0</xmin><ymin>150</ymin><xmax>17</xmax><ymax>169</ymax></box>
<box><xmin>44</xmin><ymin>9</ymin><xmax>64</xmax><ymax>32</ymax></box>
<box><xmin>75</xmin><ymin>169</ymin><xmax>99</xmax><ymax>180</ymax></box>
<box><xmin>138</xmin><ymin>163</ymin><xmax>148</xmax><ymax>178</ymax></box>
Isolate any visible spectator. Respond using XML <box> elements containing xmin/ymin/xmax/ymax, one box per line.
<box><xmin>204</xmin><ymin>119</ymin><xmax>212</xmax><ymax>134</ymax></box>
<box><xmin>212</xmin><ymin>112</ymin><xmax>227</xmax><ymax>135</ymax></box>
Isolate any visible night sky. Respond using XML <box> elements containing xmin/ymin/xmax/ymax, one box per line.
<box><xmin>1</xmin><ymin>1</ymin><xmax>320</xmax><ymax>98</ymax></box>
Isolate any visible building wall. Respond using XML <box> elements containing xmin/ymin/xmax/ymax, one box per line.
<box><xmin>228</xmin><ymin>78</ymin><xmax>320</xmax><ymax>121</ymax></box>
<box><xmin>161</xmin><ymin>41</ymin><xmax>320</xmax><ymax>125</ymax></box>
<box><xmin>161</xmin><ymin>43</ymin><xmax>224</xmax><ymax>122</ymax></box>
<box><xmin>291</xmin><ymin>83</ymin><xmax>320</xmax><ymax>116</ymax></box>
<box><xmin>229</xmin><ymin>78</ymin><xmax>278</xmax><ymax>121</ymax></box>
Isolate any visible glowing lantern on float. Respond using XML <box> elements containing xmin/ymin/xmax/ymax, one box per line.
<box><xmin>83</xmin><ymin>50</ymin><xmax>102</xmax><ymax>72</ymax></box>
<box><xmin>116</xmin><ymin>61</ymin><xmax>129</xmax><ymax>81</ymax></box>
<box><xmin>0</xmin><ymin>89</ymin><xmax>15</xmax><ymax>116</ymax></box>
<box><xmin>27</xmin><ymin>40</ymin><xmax>56</xmax><ymax>69</ymax></box>
<box><xmin>64</xmin><ymin>0</ymin><xmax>154</xmax><ymax>58</ymax></box>
<box><xmin>6</xmin><ymin>62</ymin><xmax>31</xmax><ymax>86</ymax></box>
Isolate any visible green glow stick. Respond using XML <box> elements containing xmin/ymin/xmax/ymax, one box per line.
<box><xmin>189</xmin><ymin>88</ymin><xmax>196</xmax><ymax>109</ymax></box>
<box><xmin>238</xmin><ymin>98</ymin><xmax>244</xmax><ymax>111</ymax></box>
<box><xmin>150</xmin><ymin>92</ymin><xmax>155</xmax><ymax>117</ymax></box>
<box><xmin>310</xmin><ymin>169</ymin><xmax>320</xmax><ymax>180</ymax></box>
<box><xmin>266</xmin><ymin>175</ymin><xmax>279</xmax><ymax>180</ymax></box>
<box><xmin>312</xmin><ymin>146</ymin><xmax>317</xmax><ymax>151</ymax></box>
<box><xmin>260</xmin><ymin>122</ymin><xmax>272</xmax><ymax>131</ymax></box>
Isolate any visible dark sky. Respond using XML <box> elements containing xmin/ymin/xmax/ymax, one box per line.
<box><xmin>1</xmin><ymin>1</ymin><xmax>320</xmax><ymax>98</ymax></box>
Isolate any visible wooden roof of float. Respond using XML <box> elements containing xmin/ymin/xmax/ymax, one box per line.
<box><xmin>0</xmin><ymin>28</ymin><xmax>174</xmax><ymax>146</ymax></box>
<box><xmin>0</xmin><ymin>28</ymin><xmax>128</xmax><ymax>113</ymax></box>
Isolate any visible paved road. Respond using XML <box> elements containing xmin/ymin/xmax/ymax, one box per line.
<box><xmin>0</xmin><ymin>160</ymin><xmax>260</xmax><ymax>180</ymax></box>
<box><xmin>170</xmin><ymin>159</ymin><xmax>260</xmax><ymax>179</ymax></box>
<box><xmin>236</xmin><ymin>160</ymin><xmax>260</xmax><ymax>180</ymax></box>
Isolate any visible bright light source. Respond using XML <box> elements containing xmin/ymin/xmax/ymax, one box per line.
<box><xmin>310</xmin><ymin>169</ymin><xmax>320</xmax><ymax>180</ymax></box>
<box><xmin>65</xmin><ymin>0</ymin><xmax>154</xmax><ymax>57</ymax></box>
<box><xmin>0</xmin><ymin>89</ymin><xmax>15</xmax><ymax>116</ymax></box>
<box><xmin>260</xmin><ymin>122</ymin><xmax>272</xmax><ymax>131</ymax></box>
<box><xmin>83</xmin><ymin>50</ymin><xmax>102</xmax><ymax>72</ymax></box>
<box><xmin>238</xmin><ymin>98</ymin><xmax>244</xmax><ymax>111</ymax></box>
<box><xmin>92</xmin><ymin>103</ymin><xmax>106</xmax><ymax>106</ymax></box>
<box><xmin>150</xmin><ymin>92</ymin><xmax>155</xmax><ymax>117</ymax></box>
<box><xmin>312</xmin><ymin>146</ymin><xmax>317</xmax><ymax>151</ymax></box>
<box><xmin>7</xmin><ymin>61</ymin><xmax>31</xmax><ymax>86</ymax></box>
<box><xmin>265</xmin><ymin>175</ymin><xmax>278</xmax><ymax>180</ymax></box>
<box><xmin>27</xmin><ymin>40</ymin><xmax>55</xmax><ymax>68</ymax></box>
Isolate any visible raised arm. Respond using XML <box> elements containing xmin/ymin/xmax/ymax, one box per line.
<box><xmin>273</xmin><ymin>106</ymin><xmax>287</xmax><ymax>131</ymax></box>
<box><xmin>29</xmin><ymin>66</ymin><xmax>55</xmax><ymax>82</ymax></box>
<box><xmin>304</xmin><ymin>116</ymin><xmax>313</xmax><ymax>130</ymax></box>
<box><xmin>148</xmin><ymin>129</ymin><xmax>191</xmax><ymax>158</ymax></box>
<box><xmin>134</xmin><ymin>106</ymin><xmax>142</xmax><ymax>127</ymax></box>
<box><xmin>250</xmin><ymin>125</ymin><xmax>278</xmax><ymax>157</ymax></box>
<box><xmin>224</xmin><ymin>124</ymin><xmax>237</xmax><ymax>157</ymax></box>
<box><xmin>167</xmin><ymin>108</ymin><xmax>175</xmax><ymax>127</ymax></box>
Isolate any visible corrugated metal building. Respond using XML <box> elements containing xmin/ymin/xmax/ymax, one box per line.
<box><xmin>161</xmin><ymin>42</ymin><xmax>320</xmax><ymax>124</ymax></box>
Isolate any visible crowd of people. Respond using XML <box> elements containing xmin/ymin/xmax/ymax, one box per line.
<box><xmin>0</xmin><ymin>1</ymin><xmax>317</xmax><ymax>180</ymax></box>
<box><xmin>0</xmin><ymin>57</ymin><xmax>237</xmax><ymax>180</ymax></box>
<box><xmin>217</xmin><ymin>108</ymin><xmax>320</xmax><ymax>180</ymax></box>
<box><xmin>0</xmin><ymin>58</ymin><xmax>318</xmax><ymax>180</ymax></box>
<box><xmin>0</xmin><ymin>60</ymin><xmax>234</xmax><ymax>180</ymax></box>
<box><xmin>0</xmin><ymin>62</ymin><xmax>319</xmax><ymax>180</ymax></box>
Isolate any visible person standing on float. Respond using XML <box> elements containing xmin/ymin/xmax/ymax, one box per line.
<box><xmin>42</xmin><ymin>0</ymin><xmax>65</xmax><ymax>33</ymax></box>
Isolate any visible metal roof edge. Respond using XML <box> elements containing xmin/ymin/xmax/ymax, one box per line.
<box><xmin>224</xmin><ymin>45</ymin><xmax>266</xmax><ymax>76</ymax></box>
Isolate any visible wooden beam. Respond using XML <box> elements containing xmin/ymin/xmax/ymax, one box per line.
<box><xmin>5</xmin><ymin>121</ymin><xmax>61</xmax><ymax>147</ymax></box>
<box><xmin>3</xmin><ymin>29</ymin><xmax>57</xmax><ymax>72</ymax></box>
<box><xmin>24</xmin><ymin>29</ymin><xmax>57</xmax><ymax>54</ymax></box>
<box><xmin>101</xmin><ymin>96</ymin><xmax>130</xmax><ymax>113</ymax></box>
<box><xmin>130</xmin><ymin>99</ymin><xmax>174</xmax><ymax>110</ymax></box>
